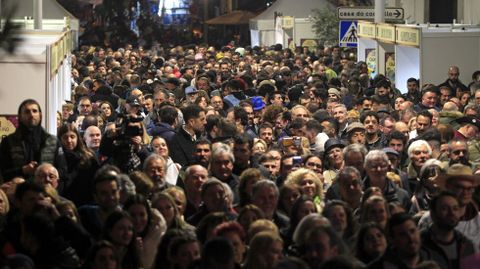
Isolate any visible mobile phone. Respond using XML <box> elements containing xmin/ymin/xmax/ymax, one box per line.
<box><xmin>293</xmin><ymin>156</ymin><xmax>303</xmax><ymax>167</ymax></box>
<box><xmin>282</xmin><ymin>137</ymin><xmax>294</xmax><ymax>147</ymax></box>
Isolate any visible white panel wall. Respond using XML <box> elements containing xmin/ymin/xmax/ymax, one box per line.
<box><xmin>0</xmin><ymin>58</ymin><xmax>47</xmax><ymax>125</ymax></box>
<box><xmin>395</xmin><ymin>46</ymin><xmax>420</xmax><ymax>93</ymax></box>
<box><xmin>421</xmin><ymin>32</ymin><xmax>480</xmax><ymax>86</ymax></box>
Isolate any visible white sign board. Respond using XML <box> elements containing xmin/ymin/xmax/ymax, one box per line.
<box><xmin>338</xmin><ymin>7</ymin><xmax>404</xmax><ymax>20</ymax></box>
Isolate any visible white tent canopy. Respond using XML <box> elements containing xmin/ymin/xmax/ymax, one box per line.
<box><xmin>250</xmin><ymin>0</ymin><xmax>332</xmax><ymax>46</ymax></box>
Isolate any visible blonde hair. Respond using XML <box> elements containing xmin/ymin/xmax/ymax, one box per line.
<box><xmin>285</xmin><ymin>168</ymin><xmax>323</xmax><ymax>199</ymax></box>
<box><xmin>247</xmin><ymin>219</ymin><xmax>279</xmax><ymax>243</ymax></box>
<box><xmin>244</xmin><ymin>231</ymin><xmax>283</xmax><ymax>269</ymax></box>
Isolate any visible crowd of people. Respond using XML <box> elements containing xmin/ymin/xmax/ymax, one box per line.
<box><xmin>1</xmin><ymin>42</ymin><xmax>480</xmax><ymax>269</ymax></box>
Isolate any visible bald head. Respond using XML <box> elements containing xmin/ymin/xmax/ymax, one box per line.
<box><xmin>84</xmin><ymin>125</ymin><xmax>102</xmax><ymax>150</ymax></box>
<box><xmin>443</xmin><ymin>101</ymin><xmax>459</xmax><ymax>112</ymax></box>
<box><xmin>185</xmin><ymin>165</ymin><xmax>209</xmax><ymax>196</ymax></box>
<box><xmin>34</xmin><ymin>163</ymin><xmax>59</xmax><ymax>189</ymax></box>
<box><xmin>448</xmin><ymin>66</ymin><xmax>460</xmax><ymax>82</ymax></box>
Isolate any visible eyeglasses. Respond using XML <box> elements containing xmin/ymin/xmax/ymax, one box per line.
<box><xmin>368</xmin><ymin>163</ymin><xmax>388</xmax><ymax>169</ymax></box>
<box><xmin>452</xmin><ymin>150</ymin><xmax>467</xmax><ymax>155</ymax></box>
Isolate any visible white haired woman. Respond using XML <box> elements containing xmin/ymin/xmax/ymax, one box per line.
<box><xmin>364</xmin><ymin>150</ymin><xmax>411</xmax><ymax>211</ymax></box>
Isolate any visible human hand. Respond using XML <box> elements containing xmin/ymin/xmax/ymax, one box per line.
<box><xmin>22</xmin><ymin>161</ymin><xmax>38</xmax><ymax>176</ymax></box>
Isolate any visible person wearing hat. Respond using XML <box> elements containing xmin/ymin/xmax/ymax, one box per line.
<box><xmin>184</xmin><ymin>86</ymin><xmax>199</xmax><ymax>104</ymax></box>
<box><xmin>125</xmin><ymin>95</ymin><xmax>142</xmax><ymax>117</ymax></box>
<box><xmin>323</xmin><ymin>138</ymin><xmax>346</xmax><ymax>184</ymax></box>
<box><xmin>328</xmin><ymin>88</ymin><xmax>342</xmax><ymax>101</ymax></box>
<box><xmin>346</xmin><ymin>122</ymin><xmax>366</xmax><ymax>145</ymax></box>
<box><xmin>453</xmin><ymin>116</ymin><xmax>480</xmax><ymax>140</ymax></box>
<box><xmin>418</xmin><ymin>164</ymin><xmax>480</xmax><ymax>252</ymax></box>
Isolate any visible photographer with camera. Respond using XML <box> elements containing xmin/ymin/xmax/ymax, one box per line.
<box><xmin>99</xmin><ymin>96</ymin><xmax>150</xmax><ymax>173</ymax></box>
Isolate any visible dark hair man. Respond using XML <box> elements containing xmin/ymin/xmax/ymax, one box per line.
<box><xmin>169</xmin><ymin>104</ymin><xmax>207</xmax><ymax>167</ymax></box>
<box><xmin>0</xmin><ymin>99</ymin><xmax>67</xmax><ymax>182</ymax></box>
<box><xmin>421</xmin><ymin>191</ymin><xmax>475</xmax><ymax>269</ymax></box>
<box><xmin>149</xmin><ymin>105</ymin><xmax>178</xmax><ymax>142</ymax></box>
<box><xmin>78</xmin><ymin>165</ymin><xmax>121</xmax><ymax>238</ymax></box>
<box><xmin>369</xmin><ymin>213</ymin><xmax>424</xmax><ymax>269</ymax></box>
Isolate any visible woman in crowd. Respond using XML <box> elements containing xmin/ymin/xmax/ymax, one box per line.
<box><xmin>150</xmin><ymin>136</ymin><xmax>181</xmax><ymax>185</ymax></box>
<box><xmin>102</xmin><ymin>210</ymin><xmax>142</xmax><ymax>269</ymax></box>
<box><xmin>167</xmin><ymin>233</ymin><xmax>201</xmax><ymax>269</ymax></box>
<box><xmin>236</xmin><ymin>204</ymin><xmax>265</xmax><ymax>234</ymax></box>
<box><xmin>354</xmin><ymin>222</ymin><xmax>387</xmax><ymax>265</ymax></box>
<box><xmin>164</xmin><ymin>187</ymin><xmax>188</xmax><ymax>217</ymax></box>
<box><xmin>283</xmin><ymin>195</ymin><xmax>318</xmax><ymax>248</ymax></box>
<box><xmin>364</xmin><ymin>150</ymin><xmax>411</xmax><ymax>210</ymax></box>
<box><xmin>99</xmin><ymin>101</ymin><xmax>117</xmax><ymax>123</ymax></box>
<box><xmin>124</xmin><ymin>194</ymin><xmax>167</xmax><ymax>269</ymax></box>
<box><xmin>151</xmin><ymin>192</ymin><xmax>193</xmax><ymax>232</ymax></box>
<box><xmin>322</xmin><ymin>200</ymin><xmax>356</xmax><ymax>244</ymax></box>
<box><xmin>213</xmin><ymin>221</ymin><xmax>247</xmax><ymax>266</ymax></box>
<box><xmin>410</xmin><ymin>159</ymin><xmax>443</xmax><ymax>215</ymax></box>
<box><xmin>58</xmin><ymin>123</ymin><xmax>99</xmax><ymax>206</ymax></box>
<box><xmin>196</xmin><ymin>212</ymin><xmax>229</xmax><ymax>244</ymax></box>
<box><xmin>303</xmin><ymin>154</ymin><xmax>324</xmax><ymax>183</ymax></box>
<box><xmin>84</xmin><ymin>240</ymin><xmax>120</xmax><ymax>269</ymax></box>
<box><xmin>277</xmin><ymin>184</ymin><xmax>301</xmax><ymax>217</ymax></box>
<box><xmin>285</xmin><ymin>168</ymin><xmax>323</xmax><ymax>209</ymax></box>
<box><xmin>195</xmin><ymin>95</ymin><xmax>210</xmax><ymax>109</ymax></box>
<box><xmin>243</xmin><ymin>231</ymin><xmax>284</xmax><ymax>269</ymax></box>
<box><xmin>359</xmin><ymin>195</ymin><xmax>390</xmax><ymax>229</ymax></box>
<box><xmin>252</xmin><ymin>139</ymin><xmax>268</xmax><ymax>155</ymax></box>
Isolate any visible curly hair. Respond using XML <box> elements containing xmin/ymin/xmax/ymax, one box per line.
<box><xmin>285</xmin><ymin>168</ymin><xmax>323</xmax><ymax>200</ymax></box>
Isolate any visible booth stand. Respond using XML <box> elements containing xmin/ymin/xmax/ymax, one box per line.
<box><xmin>358</xmin><ymin>21</ymin><xmax>480</xmax><ymax>93</ymax></box>
<box><xmin>0</xmin><ymin>29</ymin><xmax>73</xmax><ymax>136</ymax></box>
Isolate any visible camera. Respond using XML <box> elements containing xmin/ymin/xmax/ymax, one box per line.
<box><xmin>115</xmin><ymin>114</ymin><xmax>144</xmax><ymax>139</ymax></box>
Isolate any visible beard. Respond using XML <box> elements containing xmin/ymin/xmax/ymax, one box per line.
<box><xmin>436</xmin><ymin>218</ymin><xmax>459</xmax><ymax>231</ymax></box>
<box><xmin>450</xmin><ymin>157</ymin><xmax>469</xmax><ymax>166</ymax></box>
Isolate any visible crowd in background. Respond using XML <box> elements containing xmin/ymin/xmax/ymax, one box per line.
<box><xmin>1</xmin><ymin>42</ymin><xmax>480</xmax><ymax>269</ymax></box>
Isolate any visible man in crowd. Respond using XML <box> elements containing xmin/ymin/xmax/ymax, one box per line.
<box><xmin>0</xmin><ymin>99</ymin><xmax>67</xmax><ymax>181</ymax></box>
<box><xmin>170</xmin><ymin>104</ymin><xmax>207</xmax><ymax>166</ymax></box>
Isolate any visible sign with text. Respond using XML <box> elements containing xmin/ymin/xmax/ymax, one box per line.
<box><xmin>376</xmin><ymin>23</ymin><xmax>396</xmax><ymax>43</ymax></box>
<box><xmin>358</xmin><ymin>21</ymin><xmax>376</xmax><ymax>38</ymax></box>
<box><xmin>396</xmin><ymin>26</ymin><xmax>420</xmax><ymax>47</ymax></box>
<box><xmin>338</xmin><ymin>7</ymin><xmax>404</xmax><ymax>21</ymax></box>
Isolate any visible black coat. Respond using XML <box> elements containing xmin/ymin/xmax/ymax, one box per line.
<box><xmin>169</xmin><ymin>128</ymin><xmax>196</xmax><ymax>167</ymax></box>
<box><xmin>61</xmin><ymin>150</ymin><xmax>99</xmax><ymax>207</ymax></box>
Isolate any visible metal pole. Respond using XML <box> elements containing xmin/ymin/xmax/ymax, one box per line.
<box><xmin>33</xmin><ymin>0</ymin><xmax>43</xmax><ymax>29</ymax></box>
<box><xmin>374</xmin><ymin>0</ymin><xmax>385</xmax><ymax>23</ymax></box>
